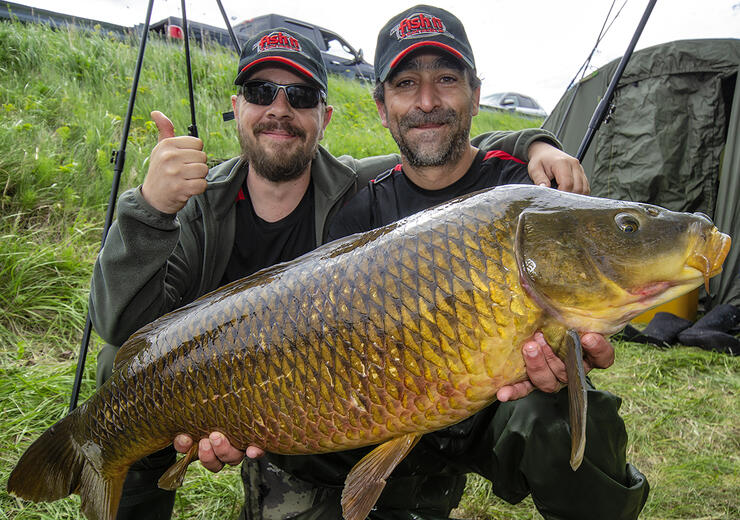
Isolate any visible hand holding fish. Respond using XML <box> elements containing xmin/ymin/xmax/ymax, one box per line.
<box><xmin>140</xmin><ymin>111</ymin><xmax>209</xmax><ymax>214</ymax></box>
<box><xmin>497</xmin><ymin>332</ymin><xmax>614</xmax><ymax>401</ymax></box>
<box><xmin>527</xmin><ymin>140</ymin><xmax>590</xmax><ymax>194</ymax></box>
<box><xmin>173</xmin><ymin>432</ymin><xmax>264</xmax><ymax>473</ymax></box>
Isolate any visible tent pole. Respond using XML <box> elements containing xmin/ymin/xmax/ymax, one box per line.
<box><xmin>576</xmin><ymin>0</ymin><xmax>658</xmax><ymax>161</ymax></box>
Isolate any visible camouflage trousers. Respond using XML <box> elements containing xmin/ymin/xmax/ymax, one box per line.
<box><xmin>238</xmin><ymin>457</ymin><xmax>466</xmax><ymax>520</ymax></box>
<box><xmin>98</xmin><ymin>344</ymin><xmax>649</xmax><ymax>520</ymax></box>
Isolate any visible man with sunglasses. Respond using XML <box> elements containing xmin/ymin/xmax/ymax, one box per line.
<box><xmin>90</xmin><ymin>25</ymin><xmax>607</xmax><ymax>520</ymax></box>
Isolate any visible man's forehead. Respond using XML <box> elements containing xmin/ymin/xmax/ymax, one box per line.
<box><xmin>393</xmin><ymin>50</ymin><xmax>465</xmax><ymax>75</ymax></box>
<box><xmin>246</xmin><ymin>64</ymin><xmax>312</xmax><ymax>85</ymax></box>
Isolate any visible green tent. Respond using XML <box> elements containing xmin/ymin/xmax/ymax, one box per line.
<box><xmin>543</xmin><ymin>38</ymin><xmax>740</xmax><ymax>308</ymax></box>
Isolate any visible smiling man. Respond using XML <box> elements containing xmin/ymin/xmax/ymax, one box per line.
<box><xmin>325</xmin><ymin>5</ymin><xmax>651</xmax><ymax>520</ymax></box>
<box><xmin>90</xmin><ymin>23</ymin><xmax>612</xmax><ymax>520</ymax></box>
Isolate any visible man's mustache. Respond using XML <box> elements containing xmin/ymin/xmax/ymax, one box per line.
<box><xmin>400</xmin><ymin>108</ymin><xmax>457</xmax><ymax>130</ymax></box>
<box><xmin>253</xmin><ymin>121</ymin><xmax>306</xmax><ymax>139</ymax></box>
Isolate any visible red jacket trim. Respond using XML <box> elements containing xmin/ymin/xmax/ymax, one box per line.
<box><xmin>483</xmin><ymin>150</ymin><xmax>526</xmax><ymax>164</ymax></box>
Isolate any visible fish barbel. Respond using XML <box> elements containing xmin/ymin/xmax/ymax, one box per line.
<box><xmin>8</xmin><ymin>185</ymin><xmax>731</xmax><ymax>520</ymax></box>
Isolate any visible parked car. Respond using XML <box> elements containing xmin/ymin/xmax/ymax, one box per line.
<box><xmin>481</xmin><ymin>92</ymin><xmax>548</xmax><ymax>118</ymax></box>
<box><xmin>149</xmin><ymin>13</ymin><xmax>375</xmax><ymax>83</ymax></box>
<box><xmin>146</xmin><ymin>15</ymin><xmax>235</xmax><ymax>48</ymax></box>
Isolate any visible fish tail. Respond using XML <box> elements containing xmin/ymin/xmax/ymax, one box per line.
<box><xmin>7</xmin><ymin>410</ymin><xmax>127</xmax><ymax>520</ymax></box>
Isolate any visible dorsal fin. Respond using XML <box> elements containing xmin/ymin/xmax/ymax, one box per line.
<box><xmin>112</xmin><ymin>323</ymin><xmax>157</xmax><ymax>371</ymax></box>
<box><xmin>112</xmin><ymin>300</ymin><xmax>198</xmax><ymax>372</ymax></box>
<box><xmin>111</xmin><ymin>260</ymin><xmax>304</xmax><ymax>372</ymax></box>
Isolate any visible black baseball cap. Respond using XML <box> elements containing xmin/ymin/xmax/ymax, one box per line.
<box><xmin>234</xmin><ymin>28</ymin><xmax>328</xmax><ymax>91</ymax></box>
<box><xmin>374</xmin><ymin>5</ymin><xmax>476</xmax><ymax>83</ymax></box>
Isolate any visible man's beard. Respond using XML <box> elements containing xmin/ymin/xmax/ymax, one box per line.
<box><xmin>239</xmin><ymin>120</ymin><xmax>317</xmax><ymax>183</ymax></box>
<box><xmin>390</xmin><ymin>106</ymin><xmax>472</xmax><ymax>168</ymax></box>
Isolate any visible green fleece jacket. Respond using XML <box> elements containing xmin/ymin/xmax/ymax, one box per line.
<box><xmin>89</xmin><ymin>129</ymin><xmax>559</xmax><ymax>346</ymax></box>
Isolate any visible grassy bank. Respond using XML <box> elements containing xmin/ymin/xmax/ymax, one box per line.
<box><xmin>1</xmin><ymin>20</ymin><xmax>737</xmax><ymax>520</ymax></box>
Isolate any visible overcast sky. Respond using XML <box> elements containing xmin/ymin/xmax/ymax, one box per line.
<box><xmin>14</xmin><ymin>0</ymin><xmax>740</xmax><ymax>112</ymax></box>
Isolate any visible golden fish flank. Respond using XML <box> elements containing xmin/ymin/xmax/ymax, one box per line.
<box><xmin>7</xmin><ymin>185</ymin><xmax>731</xmax><ymax>520</ymax></box>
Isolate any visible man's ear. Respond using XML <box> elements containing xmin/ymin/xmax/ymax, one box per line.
<box><xmin>471</xmin><ymin>86</ymin><xmax>481</xmax><ymax>117</ymax></box>
<box><xmin>231</xmin><ymin>94</ymin><xmax>239</xmax><ymax>113</ymax></box>
<box><xmin>319</xmin><ymin>105</ymin><xmax>334</xmax><ymax>140</ymax></box>
<box><xmin>375</xmin><ymin>99</ymin><xmax>389</xmax><ymax>128</ymax></box>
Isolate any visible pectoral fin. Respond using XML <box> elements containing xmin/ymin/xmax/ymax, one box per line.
<box><xmin>564</xmin><ymin>329</ymin><xmax>587</xmax><ymax>471</ymax></box>
<box><xmin>158</xmin><ymin>444</ymin><xmax>198</xmax><ymax>490</ymax></box>
<box><xmin>341</xmin><ymin>433</ymin><xmax>421</xmax><ymax>520</ymax></box>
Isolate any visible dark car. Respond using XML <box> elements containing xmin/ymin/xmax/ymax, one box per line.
<box><xmin>1</xmin><ymin>3</ymin><xmax>375</xmax><ymax>83</ymax></box>
<box><xmin>148</xmin><ymin>13</ymin><xmax>375</xmax><ymax>83</ymax></box>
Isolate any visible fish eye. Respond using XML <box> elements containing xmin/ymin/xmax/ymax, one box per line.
<box><xmin>615</xmin><ymin>213</ymin><xmax>640</xmax><ymax>233</ymax></box>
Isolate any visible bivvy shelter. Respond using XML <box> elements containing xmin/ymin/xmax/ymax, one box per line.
<box><xmin>543</xmin><ymin>39</ymin><xmax>740</xmax><ymax>309</ymax></box>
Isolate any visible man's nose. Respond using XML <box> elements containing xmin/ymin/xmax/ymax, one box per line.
<box><xmin>267</xmin><ymin>89</ymin><xmax>293</xmax><ymax>116</ymax></box>
<box><xmin>417</xmin><ymin>80</ymin><xmax>441</xmax><ymax>112</ymax></box>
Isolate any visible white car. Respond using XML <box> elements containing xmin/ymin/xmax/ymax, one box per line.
<box><xmin>481</xmin><ymin>92</ymin><xmax>548</xmax><ymax>118</ymax></box>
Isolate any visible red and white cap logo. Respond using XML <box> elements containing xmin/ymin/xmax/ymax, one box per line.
<box><xmin>391</xmin><ymin>12</ymin><xmax>447</xmax><ymax>40</ymax></box>
<box><xmin>256</xmin><ymin>31</ymin><xmax>302</xmax><ymax>53</ymax></box>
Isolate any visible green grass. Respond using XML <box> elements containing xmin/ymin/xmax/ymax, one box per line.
<box><xmin>1</xmin><ymin>19</ymin><xmax>737</xmax><ymax>520</ymax></box>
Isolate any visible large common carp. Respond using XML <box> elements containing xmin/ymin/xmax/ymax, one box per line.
<box><xmin>8</xmin><ymin>185</ymin><xmax>730</xmax><ymax>520</ymax></box>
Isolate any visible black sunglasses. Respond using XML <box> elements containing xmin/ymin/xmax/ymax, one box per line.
<box><xmin>241</xmin><ymin>80</ymin><xmax>326</xmax><ymax>109</ymax></box>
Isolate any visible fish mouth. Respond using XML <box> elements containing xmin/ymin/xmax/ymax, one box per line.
<box><xmin>629</xmin><ymin>226</ymin><xmax>730</xmax><ymax>300</ymax></box>
<box><xmin>611</xmin><ymin>228</ymin><xmax>730</xmax><ymax>327</ymax></box>
<box><xmin>608</xmin><ymin>227</ymin><xmax>731</xmax><ymax>330</ymax></box>
<box><xmin>686</xmin><ymin>227</ymin><xmax>731</xmax><ymax>291</ymax></box>
<box><xmin>521</xmin><ymin>227</ymin><xmax>732</xmax><ymax>335</ymax></box>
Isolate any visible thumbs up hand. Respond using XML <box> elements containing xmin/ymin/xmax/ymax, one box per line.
<box><xmin>141</xmin><ymin>111</ymin><xmax>209</xmax><ymax>214</ymax></box>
